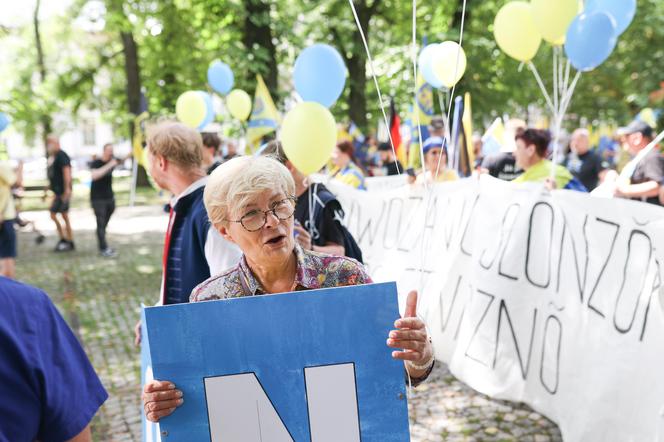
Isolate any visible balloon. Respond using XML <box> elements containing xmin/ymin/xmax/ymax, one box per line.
<box><xmin>552</xmin><ymin>35</ymin><xmax>566</xmax><ymax>46</ymax></box>
<box><xmin>564</xmin><ymin>12</ymin><xmax>617</xmax><ymax>72</ymax></box>
<box><xmin>0</xmin><ymin>113</ymin><xmax>9</xmax><ymax>132</ymax></box>
<box><xmin>530</xmin><ymin>0</ymin><xmax>578</xmax><ymax>44</ymax></box>
<box><xmin>418</xmin><ymin>44</ymin><xmax>443</xmax><ymax>88</ymax></box>
<box><xmin>280</xmin><ymin>102</ymin><xmax>336</xmax><ymax>175</ymax></box>
<box><xmin>585</xmin><ymin>0</ymin><xmax>636</xmax><ymax>35</ymax></box>
<box><xmin>207</xmin><ymin>61</ymin><xmax>234</xmax><ymax>95</ymax></box>
<box><xmin>293</xmin><ymin>44</ymin><xmax>347</xmax><ymax>108</ymax></box>
<box><xmin>226</xmin><ymin>89</ymin><xmax>252</xmax><ymax>121</ymax></box>
<box><xmin>197</xmin><ymin>91</ymin><xmax>215</xmax><ymax>130</ymax></box>
<box><xmin>175</xmin><ymin>91</ymin><xmax>207</xmax><ymax>128</ymax></box>
<box><xmin>431</xmin><ymin>41</ymin><xmax>467</xmax><ymax>88</ymax></box>
<box><xmin>494</xmin><ymin>2</ymin><xmax>542</xmax><ymax>62</ymax></box>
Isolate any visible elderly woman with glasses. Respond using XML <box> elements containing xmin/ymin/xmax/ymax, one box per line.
<box><xmin>142</xmin><ymin>155</ymin><xmax>434</xmax><ymax>422</ymax></box>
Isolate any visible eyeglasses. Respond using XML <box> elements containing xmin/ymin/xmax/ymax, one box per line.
<box><xmin>227</xmin><ymin>197</ymin><xmax>297</xmax><ymax>232</ymax></box>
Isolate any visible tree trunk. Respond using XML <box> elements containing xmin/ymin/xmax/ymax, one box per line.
<box><xmin>33</xmin><ymin>0</ymin><xmax>52</xmax><ymax>153</ymax></box>
<box><xmin>121</xmin><ymin>30</ymin><xmax>150</xmax><ymax>186</ymax></box>
<box><xmin>242</xmin><ymin>0</ymin><xmax>278</xmax><ymax>94</ymax></box>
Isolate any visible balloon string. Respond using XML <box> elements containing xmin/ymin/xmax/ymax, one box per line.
<box><xmin>561</xmin><ymin>72</ymin><xmax>580</xmax><ymax>115</ymax></box>
<box><xmin>434</xmin><ymin>0</ymin><xmax>467</xmax><ymax>182</ymax></box>
<box><xmin>528</xmin><ymin>62</ymin><xmax>556</xmax><ymax>115</ymax></box>
<box><xmin>409</xmin><ymin>0</ymin><xmax>427</xmax><ymax>400</ymax></box>
<box><xmin>411</xmin><ymin>0</ymin><xmax>428</xmax><ymax>314</ymax></box>
<box><xmin>421</xmin><ymin>0</ymin><xmax>467</xmax><ymax>334</ymax></box>
<box><xmin>562</xmin><ymin>60</ymin><xmax>571</xmax><ymax>105</ymax></box>
<box><xmin>445</xmin><ymin>0</ymin><xmax>468</xmax><ymax>124</ymax></box>
<box><xmin>553</xmin><ymin>47</ymin><xmax>559</xmax><ymax>116</ymax></box>
<box><xmin>347</xmin><ymin>0</ymin><xmax>401</xmax><ymax>175</ymax></box>
<box><xmin>558</xmin><ymin>48</ymin><xmax>565</xmax><ymax>104</ymax></box>
<box><xmin>549</xmin><ymin>71</ymin><xmax>582</xmax><ymax>178</ymax></box>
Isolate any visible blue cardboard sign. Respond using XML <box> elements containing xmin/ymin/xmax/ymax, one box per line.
<box><xmin>140</xmin><ymin>306</ymin><xmax>162</xmax><ymax>442</ymax></box>
<box><xmin>145</xmin><ymin>282</ymin><xmax>410</xmax><ymax>441</ymax></box>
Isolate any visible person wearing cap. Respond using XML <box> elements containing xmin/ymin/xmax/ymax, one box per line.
<box><xmin>416</xmin><ymin>136</ymin><xmax>459</xmax><ymax>185</ymax></box>
<box><xmin>613</xmin><ymin>121</ymin><xmax>663</xmax><ymax>206</ymax></box>
<box><xmin>512</xmin><ymin>128</ymin><xmax>587</xmax><ymax>191</ymax></box>
<box><xmin>408</xmin><ymin>118</ymin><xmax>446</xmax><ymax>172</ymax></box>
<box><xmin>330</xmin><ymin>140</ymin><xmax>366</xmax><ymax>190</ymax></box>
<box><xmin>377</xmin><ymin>142</ymin><xmax>403</xmax><ymax>176</ymax></box>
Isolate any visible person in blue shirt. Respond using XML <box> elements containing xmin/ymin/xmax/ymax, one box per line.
<box><xmin>0</xmin><ymin>277</ymin><xmax>107</xmax><ymax>442</ymax></box>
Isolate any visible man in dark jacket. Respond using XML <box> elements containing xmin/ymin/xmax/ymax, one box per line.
<box><xmin>134</xmin><ymin>122</ymin><xmax>241</xmax><ymax>344</ymax></box>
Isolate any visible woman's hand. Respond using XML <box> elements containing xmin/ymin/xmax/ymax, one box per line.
<box><xmin>142</xmin><ymin>380</ymin><xmax>183</xmax><ymax>422</ymax></box>
<box><xmin>387</xmin><ymin>291</ymin><xmax>434</xmax><ymax>378</ymax></box>
<box><xmin>293</xmin><ymin>223</ymin><xmax>313</xmax><ymax>250</ymax></box>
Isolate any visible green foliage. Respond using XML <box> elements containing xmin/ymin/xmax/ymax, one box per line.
<box><xmin>0</xmin><ymin>0</ymin><xmax>662</xmax><ymax>145</ymax></box>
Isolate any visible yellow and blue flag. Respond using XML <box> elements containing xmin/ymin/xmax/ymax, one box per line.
<box><xmin>481</xmin><ymin>118</ymin><xmax>505</xmax><ymax>156</ymax></box>
<box><xmin>406</xmin><ymin>74</ymin><xmax>434</xmax><ymax>170</ymax></box>
<box><xmin>462</xmin><ymin>92</ymin><xmax>474</xmax><ymax>168</ymax></box>
<box><xmin>247</xmin><ymin>74</ymin><xmax>280</xmax><ymax>152</ymax></box>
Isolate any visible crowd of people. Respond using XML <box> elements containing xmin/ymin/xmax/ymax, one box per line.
<box><xmin>0</xmin><ymin>112</ymin><xmax>661</xmax><ymax>437</ymax></box>
<box><xmin>344</xmin><ymin>117</ymin><xmax>663</xmax><ymax>204</ymax></box>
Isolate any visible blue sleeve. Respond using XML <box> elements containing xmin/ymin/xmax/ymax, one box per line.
<box><xmin>35</xmin><ymin>292</ymin><xmax>108</xmax><ymax>442</ymax></box>
<box><xmin>564</xmin><ymin>177</ymin><xmax>588</xmax><ymax>192</ymax></box>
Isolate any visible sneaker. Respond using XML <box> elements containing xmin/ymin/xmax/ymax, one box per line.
<box><xmin>100</xmin><ymin>248</ymin><xmax>117</xmax><ymax>258</ymax></box>
<box><xmin>54</xmin><ymin>239</ymin><xmax>68</xmax><ymax>252</ymax></box>
<box><xmin>67</xmin><ymin>240</ymin><xmax>75</xmax><ymax>251</ymax></box>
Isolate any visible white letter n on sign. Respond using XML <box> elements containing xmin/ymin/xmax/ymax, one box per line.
<box><xmin>204</xmin><ymin>373</ymin><xmax>294</xmax><ymax>442</ymax></box>
<box><xmin>304</xmin><ymin>363</ymin><xmax>360</xmax><ymax>442</ymax></box>
<box><xmin>204</xmin><ymin>363</ymin><xmax>360</xmax><ymax>442</ymax></box>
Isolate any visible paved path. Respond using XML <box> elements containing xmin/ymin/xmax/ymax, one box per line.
<box><xmin>16</xmin><ymin>205</ymin><xmax>561</xmax><ymax>441</ymax></box>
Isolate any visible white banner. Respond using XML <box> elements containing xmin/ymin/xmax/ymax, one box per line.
<box><xmin>328</xmin><ymin>176</ymin><xmax>664</xmax><ymax>442</ymax></box>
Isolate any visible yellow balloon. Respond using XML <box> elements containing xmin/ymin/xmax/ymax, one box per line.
<box><xmin>281</xmin><ymin>102</ymin><xmax>336</xmax><ymax>175</ymax></box>
<box><xmin>175</xmin><ymin>91</ymin><xmax>207</xmax><ymax>128</ymax></box>
<box><xmin>494</xmin><ymin>2</ymin><xmax>542</xmax><ymax>62</ymax></box>
<box><xmin>226</xmin><ymin>89</ymin><xmax>252</xmax><ymax>121</ymax></box>
<box><xmin>531</xmin><ymin>0</ymin><xmax>578</xmax><ymax>44</ymax></box>
<box><xmin>552</xmin><ymin>35</ymin><xmax>566</xmax><ymax>46</ymax></box>
<box><xmin>431</xmin><ymin>41</ymin><xmax>467</xmax><ymax>88</ymax></box>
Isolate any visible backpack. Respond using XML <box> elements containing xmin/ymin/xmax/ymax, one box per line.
<box><xmin>307</xmin><ymin>184</ymin><xmax>364</xmax><ymax>263</ymax></box>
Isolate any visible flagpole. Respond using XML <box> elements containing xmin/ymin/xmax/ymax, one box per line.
<box><xmin>129</xmin><ymin>156</ymin><xmax>138</xmax><ymax>207</ymax></box>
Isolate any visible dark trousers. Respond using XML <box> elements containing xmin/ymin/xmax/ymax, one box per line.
<box><xmin>91</xmin><ymin>198</ymin><xmax>115</xmax><ymax>250</ymax></box>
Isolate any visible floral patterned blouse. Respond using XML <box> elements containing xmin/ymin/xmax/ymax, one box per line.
<box><xmin>189</xmin><ymin>244</ymin><xmax>433</xmax><ymax>386</ymax></box>
<box><xmin>190</xmin><ymin>244</ymin><xmax>372</xmax><ymax>302</ymax></box>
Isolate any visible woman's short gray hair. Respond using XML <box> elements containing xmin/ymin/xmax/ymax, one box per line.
<box><xmin>204</xmin><ymin>155</ymin><xmax>296</xmax><ymax>227</ymax></box>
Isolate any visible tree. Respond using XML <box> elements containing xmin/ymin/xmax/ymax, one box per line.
<box><xmin>33</xmin><ymin>0</ymin><xmax>53</xmax><ymax>149</ymax></box>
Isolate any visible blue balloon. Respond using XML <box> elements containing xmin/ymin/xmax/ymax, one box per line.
<box><xmin>207</xmin><ymin>61</ymin><xmax>234</xmax><ymax>95</ymax></box>
<box><xmin>564</xmin><ymin>12</ymin><xmax>617</xmax><ymax>72</ymax></box>
<box><xmin>0</xmin><ymin>113</ymin><xmax>9</xmax><ymax>132</ymax></box>
<box><xmin>197</xmin><ymin>91</ymin><xmax>215</xmax><ymax>130</ymax></box>
<box><xmin>293</xmin><ymin>44</ymin><xmax>347</xmax><ymax>107</ymax></box>
<box><xmin>418</xmin><ymin>44</ymin><xmax>443</xmax><ymax>89</ymax></box>
<box><xmin>585</xmin><ymin>0</ymin><xmax>636</xmax><ymax>35</ymax></box>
